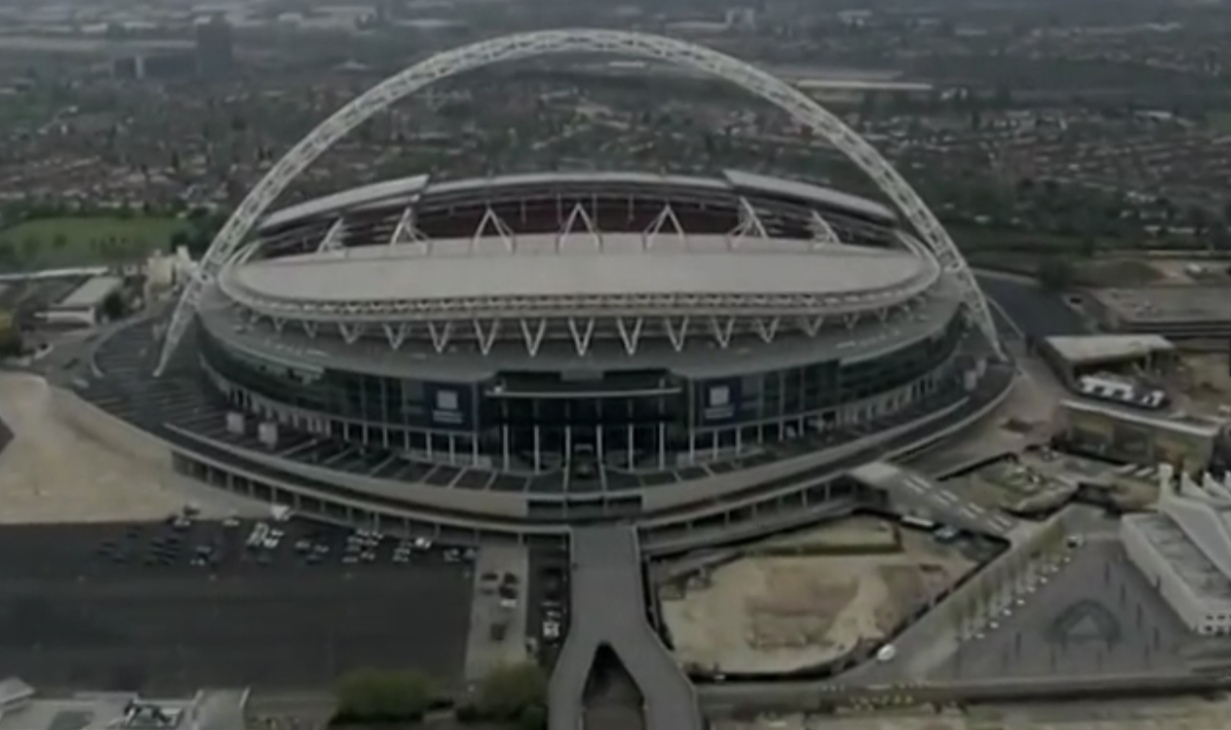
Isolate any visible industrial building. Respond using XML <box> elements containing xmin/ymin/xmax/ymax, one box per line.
<box><xmin>36</xmin><ymin>275</ymin><xmax>124</xmax><ymax>328</ymax></box>
<box><xmin>1087</xmin><ymin>287</ymin><xmax>1231</xmax><ymax>339</ymax></box>
<box><xmin>1122</xmin><ymin>467</ymin><xmax>1231</xmax><ymax>634</ymax></box>
<box><xmin>1039</xmin><ymin>334</ymin><xmax>1175</xmax><ymax>410</ymax></box>
<box><xmin>1053</xmin><ymin>399</ymin><xmax>1224</xmax><ymax>472</ymax></box>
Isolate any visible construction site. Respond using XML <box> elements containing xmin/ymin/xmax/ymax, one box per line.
<box><xmin>659</xmin><ymin>516</ymin><xmax>976</xmax><ymax>675</ymax></box>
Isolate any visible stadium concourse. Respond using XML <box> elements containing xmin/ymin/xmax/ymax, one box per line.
<box><xmin>54</xmin><ymin>28</ymin><xmax>1031</xmax><ymax>730</ymax></box>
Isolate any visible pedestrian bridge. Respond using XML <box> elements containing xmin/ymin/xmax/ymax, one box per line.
<box><xmin>548</xmin><ymin>526</ymin><xmax>703</xmax><ymax>730</ymax></box>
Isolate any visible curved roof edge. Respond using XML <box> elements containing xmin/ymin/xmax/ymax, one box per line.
<box><xmin>722</xmin><ymin>169</ymin><xmax>896</xmax><ymax>223</ymax></box>
<box><xmin>255</xmin><ymin>169</ymin><xmax>898</xmax><ymax>233</ymax></box>
<box><xmin>258</xmin><ymin>174</ymin><xmax>432</xmax><ymax>232</ymax></box>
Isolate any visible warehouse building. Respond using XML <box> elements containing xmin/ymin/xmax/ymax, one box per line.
<box><xmin>1122</xmin><ymin>466</ymin><xmax>1231</xmax><ymax>634</ymax></box>
<box><xmin>1087</xmin><ymin>287</ymin><xmax>1231</xmax><ymax>339</ymax></box>
<box><xmin>36</xmin><ymin>275</ymin><xmax>124</xmax><ymax>328</ymax></box>
<box><xmin>1053</xmin><ymin>399</ymin><xmax>1224</xmax><ymax>472</ymax></box>
<box><xmin>1039</xmin><ymin>334</ymin><xmax>1176</xmax><ymax>384</ymax></box>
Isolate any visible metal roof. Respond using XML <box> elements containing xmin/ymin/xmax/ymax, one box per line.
<box><xmin>55</xmin><ymin>275</ymin><xmax>123</xmax><ymax>309</ymax></box>
<box><xmin>254</xmin><ymin>170</ymin><xmax>896</xmax><ymax>232</ymax></box>
<box><xmin>1044</xmin><ymin>334</ymin><xmax>1174</xmax><ymax>365</ymax></box>
<box><xmin>1159</xmin><ymin>494</ymin><xmax>1231</xmax><ymax>593</ymax></box>
<box><xmin>425</xmin><ymin>170</ymin><xmax>729</xmax><ymax>197</ymax></box>
<box><xmin>722</xmin><ymin>169</ymin><xmax>896</xmax><ymax>223</ymax></box>
<box><xmin>1059</xmin><ymin>399</ymin><xmax>1222</xmax><ymax>439</ymax></box>
<box><xmin>232</xmin><ymin>235</ymin><xmax>924</xmax><ymax>304</ymax></box>
<box><xmin>258</xmin><ymin>174</ymin><xmax>431</xmax><ymax>231</ymax></box>
<box><xmin>199</xmin><ymin>278</ymin><xmax>962</xmax><ymax>382</ymax></box>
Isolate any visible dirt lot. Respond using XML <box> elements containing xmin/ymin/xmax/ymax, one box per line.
<box><xmin>661</xmin><ymin>521</ymin><xmax>975</xmax><ymax>675</ymax></box>
<box><xmin>0</xmin><ymin>373</ymin><xmax>259</xmax><ymax>524</ymax></box>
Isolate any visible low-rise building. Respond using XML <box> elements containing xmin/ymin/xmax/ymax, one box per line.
<box><xmin>1053</xmin><ymin>399</ymin><xmax>1224</xmax><ymax>472</ymax></box>
<box><xmin>37</xmin><ymin>275</ymin><xmax>124</xmax><ymax>327</ymax></box>
<box><xmin>1123</xmin><ymin>467</ymin><xmax>1231</xmax><ymax>634</ymax></box>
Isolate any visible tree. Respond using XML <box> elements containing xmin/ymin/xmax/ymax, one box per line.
<box><xmin>1037</xmin><ymin>257</ymin><xmax>1075</xmax><ymax>291</ymax></box>
<box><xmin>101</xmin><ymin>291</ymin><xmax>126</xmax><ymax>322</ymax></box>
<box><xmin>334</xmin><ymin>668</ymin><xmax>435</xmax><ymax>722</ymax></box>
<box><xmin>169</xmin><ymin>229</ymin><xmax>191</xmax><ymax>252</ymax></box>
<box><xmin>474</xmin><ymin>662</ymin><xmax>548</xmax><ymax>723</ymax></box>
<box><xmin>20</xmin><ymin>235</ymin><xmax>40</xmax><ymax>265</ymax></box>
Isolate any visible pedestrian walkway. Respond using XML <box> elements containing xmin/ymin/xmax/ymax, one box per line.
<box><xmin>548</xmin><ymin>526</ymin><xmax>702</xmax><ymax>730</ymax></box>
<box><xmin>463</xmin><ymin>544</ymin><xmax>529</xmax><ymax>681</ymax></box>
<box><xmin>850</xmin><ymin>460</ymin><xmax>1016</xmax><ymax>537</ymax></box>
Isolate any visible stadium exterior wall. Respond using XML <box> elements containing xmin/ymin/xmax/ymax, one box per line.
<box><xmin>70</xmin><ymin>366</ymin><xmax>1017</xmax><ymax>544</ymax></box>
<box><xmin>173</xmin><ymin>372</ymin><xmax>969</xmax><ymax>519</ymax></box>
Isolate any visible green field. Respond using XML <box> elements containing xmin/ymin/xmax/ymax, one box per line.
<box><xmin>0</xmin><ymin>215</ymin><xmax>190</xmax><ymax>269</ymax></box>
<box><xmin>1209</xmin><ymin>111</ymin><xmax>1231</xmax><ymax>133</ymax></box>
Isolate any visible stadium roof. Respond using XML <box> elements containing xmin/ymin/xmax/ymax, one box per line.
<box><xmin>232</xmin><ymin>236</ymin><xmax>924</xmax><ymax>304</ymax></box>
<box><xmin>200</xmin><ymin>278</ymin><xmax>962</xmax><ymax>381</ymax></box>
<box><xmin>259</xmin><ymin>174</ymin><xmax>431</xmax><ymax>231</ymax></box>
<box><xmin>255</xmin><ymin>169</ymin><xmax>897</xmax><ymax>232</ymax></box>
<box><xmin>723</xmin><ymin>169</ymin><xmax>894</xmax><ymax>222</ymax></box>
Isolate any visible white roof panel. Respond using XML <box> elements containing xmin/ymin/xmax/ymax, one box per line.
<box><xmin>232</xmin><ymin>234</ymin><xmax>925</xmax><ymax>304</ymax></box>
<box><xmin>423</xmin><ymin>171</ymin><xmax>730</xmax><ymax>197</ymax></box>
<box><xmin>723</xmin><ymin>169</ymin><xmax>896</xmax><ymax>222</ymax></box>
<box><xmin>56</xmin><ymin>275</ymin><xmax>122</xmax><ymax>308</ymax></box>
<box><xmin>258</xmin><ymin>174</ymin><xmax>431</xmax><ymax>231</ymax></box>
<box><xmin>1045</xmin><ymin>334</ymin><xmax>1174</xmax><ymax>364</ymax></box>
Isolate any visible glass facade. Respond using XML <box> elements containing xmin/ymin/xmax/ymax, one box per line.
<box><xmin>198</xmin><ymin>313</ymin><xmax>965</xmax><ymax>473</ymax></box>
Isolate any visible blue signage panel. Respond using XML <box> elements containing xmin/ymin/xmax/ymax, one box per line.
<box><xmin>425</xmin><ymin>383</ymin><xmax>472</xmax><ymax>429</ymax></box>
<box><xmin>700</xmin><ymin>377</ymin><xmax>742</xmax><ymax>424</ymax></box>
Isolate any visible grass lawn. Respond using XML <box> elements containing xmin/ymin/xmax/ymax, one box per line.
<box><xmin>0</xmin><ymin>215</ymin><xmax>190</xmax><ymax>269</ymax></box>
<box><xmin>1209</xmin><ymin>111</ymin><xmax>1231</xmax><ymax>134</ymax></box>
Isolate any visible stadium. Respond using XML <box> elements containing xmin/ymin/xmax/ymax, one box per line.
<box><xmin>69</xmin><ymin>29</ymin><xmax>1015</xmax><ymax>549</ymax></box>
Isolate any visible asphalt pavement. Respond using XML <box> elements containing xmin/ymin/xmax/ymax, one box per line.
<box><xmin>935</xmin><ymin>539</ymin><xmax>1190</xmax><ymax>681</ymax></box>
<box><xmin>0</xmin><ymin>519</ymin><xmax>473</xmax><ymax>694</ymax></box>
<box><xmin>976</xmin><ymin>274</ymin><xmax>1090</xmax><ymax>339</ymax></box>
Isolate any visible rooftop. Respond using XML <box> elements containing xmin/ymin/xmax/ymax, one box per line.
<box><xmin>1058</xmin><ymin>398</ymin><xmax>1224</xmax><ymax>439</ymax></box>
<box><xmin>201</xmin><ymin>275</ymin><xmax>962</xmax><ymax>381</ymax></box>
<box><xmin>1126</xmin><ymin>512</ymin><xmax>1231</xmax><ymax>606</ymax></box>
<box><xmin>1092</xmin><ymin>287</ymin><xmax>1231</xmax><ymax>324</ymax></box>
<box><xmin>230</xmin><ymin>236</ymin><xmax>927</xmax><ymax>305</ymax></box>
<box><xmin>1044</xmin><ymin>334</ymin><xmax>1175</xmax><ymax>366</ymax></box>
<box><xmin>56</xmin><ymin>276</ymin><xmax>123</xmax><ymax>309</ymax></box>
<box><xmin>256</xmin><ymin>169</ymin><xmax>898</xmax><ymax>233</ymax></box>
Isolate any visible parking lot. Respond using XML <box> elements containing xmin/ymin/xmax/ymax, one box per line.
<box><xmin>0</xmin><ymin>516</ymin><xmax>474</xmax><ymax>694</ymax></box>
<box><xmin>526</xmin><ymin>546</ymin><xmax>571</xmax><ymax>670</ymax></box>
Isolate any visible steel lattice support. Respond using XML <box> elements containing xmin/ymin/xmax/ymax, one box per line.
<box><xmin>155</xmin><ymin>28</ymin><xmax>1001</xmax><ymax>375</ymax></box>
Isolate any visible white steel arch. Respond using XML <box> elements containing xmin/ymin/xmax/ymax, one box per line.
<box><xmin>155</xmin><ymin>28</ymin><xmax>1001</xmax><ymax>375</ymax></box>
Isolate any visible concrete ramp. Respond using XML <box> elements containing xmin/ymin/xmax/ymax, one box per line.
<box><xmin>850</xmin><ymin>461</ymin><xmax>1015</xmax><ymax>538</ymax></box>
<box><xmin>548</xmin><ymin>526</ymin><xmax>702</xmax><ymax>730</ymax></box>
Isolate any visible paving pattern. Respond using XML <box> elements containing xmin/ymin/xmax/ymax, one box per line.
<box><xmin>934</xmin><ymin>539</ymin><xmax>1190</xmax><ymax>681</ymax></box>
<box><xmin>0</xmin><ymin>519</ymin><xmax>473</xmax><ymax>694</ymax></box>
